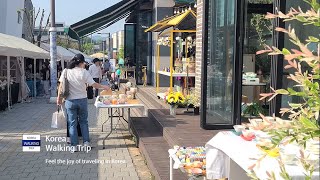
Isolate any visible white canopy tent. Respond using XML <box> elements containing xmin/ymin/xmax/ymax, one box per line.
<box><xmin>0</xmin><ymin>33</ymin><xmax>49</xmax><ymax>110</ymax></box>
<box><xmin>68</xmin><ymin>48</ymin><xmax>93</xmax><ymax>64</ymax></box>
<box><xmin>40</xmin><ymin>43</ymin><xmax>75</xmax><ymax>69</ymax></box>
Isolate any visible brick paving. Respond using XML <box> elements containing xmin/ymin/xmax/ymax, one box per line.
<box><xmin>0</xmin><ymin>99</ymin><xmax>140</xmax><ymax>180</ymax></box>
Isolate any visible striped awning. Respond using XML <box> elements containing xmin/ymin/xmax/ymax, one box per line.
<box><xmin>68</xmin><ymin>0</ymin><xmax>139</xmax><ymax>40</ymax></box>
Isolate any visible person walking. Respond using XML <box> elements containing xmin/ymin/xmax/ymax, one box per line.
<box><xmin>40</xmin><ymin>63</ymin><xmax>50</xmax><ymax>97</ymax></box>
<box><xmin>57</xmin><ymin>54</ymin><xmax>109</xmax><ymax>151</ymax></box>
<box><xmin>89</xmin><ymin>58</ymin><xmax>103</xmax><ymax>97</ymax></box>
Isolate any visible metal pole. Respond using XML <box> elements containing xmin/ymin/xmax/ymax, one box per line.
<box><xmin>7</xmin><ymin>56</ymin><xmax>10</xmax><ymax>110</ymax></box>
<box><xmin>21</xmin><ymin>57</ymin><xmax>25</xmax><ymax>102</ymax></box>
<box><xmin>102</xmin><ymin>41</ymin><xmax>105</xmax><ymax>63</ymax></box>
<box><xmin>33</xmin><ymin>58</ymin><xmax>36</xmax><ymax>97</ymax></box>
<box><xmin>49</xmin><ymin>0</ymin><xmax>57</xmax><ymax>100</ymax></box>
<box><xmin>108</xmin><ymin>33</ymin><xmax>111</xmax><ymax>60</ymax></box>
<box><xmin>169</xmin><ymin>31</ymin><xmax>173</xmax><ymax>92</ymax></box>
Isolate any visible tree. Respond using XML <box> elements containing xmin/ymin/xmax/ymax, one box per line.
<box><xmin>118</xmin><ymin>46</ymin><xmax>124</xmax><ymax>59</ymax></box>
<box><xmin>19</xmin><ymin>7</ymin><xmax>50</xmax><ymax>46</ymax></box>
<box><xmin>82</xmin><ymin>43</ymin><xmax>94</xmax><ymax>55</ymax></box>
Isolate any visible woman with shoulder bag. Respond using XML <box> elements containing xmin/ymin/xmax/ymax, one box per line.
<box><xmin>57</xmin><ymin>54</ymin><xmax>110</xmax><ymax>150</ymax></box>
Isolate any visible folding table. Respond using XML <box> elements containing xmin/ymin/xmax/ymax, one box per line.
<box><xmin>94</xmin><ymin>97</ymin><xmax>145</xmax><ymax>149</ymax></box>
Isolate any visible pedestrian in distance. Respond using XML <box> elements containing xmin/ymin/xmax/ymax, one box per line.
<box><xmin>57</xmin><ymin>54</ymin><xmax>110</xmax><ymax>151</ymax></box>
<box><xmin>40</xmin><ymin>63</ymin><xmax>50</xmax><ymax>97</ymax></box>
<box><xmin>89</xmin><ymin>58</ymin><xmax>103</xmax><ymax>97</ymax></box>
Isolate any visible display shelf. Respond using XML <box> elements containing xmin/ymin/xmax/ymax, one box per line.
<box><xmin>158</xmin><ymin>71</ymin><xmax>196</xmax><ymax>77</ymax></box>
<box><xmin>242</xmin><ymin>82</ymin><xmax>267</xmax><ymax>86</ymax></box>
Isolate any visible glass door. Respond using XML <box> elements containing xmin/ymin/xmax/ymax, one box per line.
<box><xmin>201</xmin><ymin>0</ymin><xmax>245</xmax><ymax>129</ymax></box>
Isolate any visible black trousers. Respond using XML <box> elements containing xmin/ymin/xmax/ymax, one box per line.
<box><xmin>88</xmin><ymin>78</ymin><xmax>100</xmax><ymax>97</ymax></box>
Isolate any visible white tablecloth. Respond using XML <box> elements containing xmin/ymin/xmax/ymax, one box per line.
<box><xmin>205</xmin><ymin>131</ymin><xmax>319</xmax><ymax>180</ymax></box>
<box><xmin>94</xmin><ymin>98</ymin><xmax>146</xmax><ymax>115</ymax></box>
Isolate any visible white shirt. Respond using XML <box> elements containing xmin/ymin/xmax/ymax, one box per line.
<box><xmin>89</xmin><ymin>64</ymin><xmax>102</xmax><ymax>79</ymax></box>
<box><xmin>59</xmin><ymin>67</ymin><xmax>95</xmax><ymax>100</ymax></box>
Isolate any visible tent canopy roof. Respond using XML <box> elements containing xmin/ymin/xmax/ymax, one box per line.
<box><xmin>0</xmin><ymin>33</ymin><xmax>49</xmax><ymax>59</ymax></box>
<box><xmin>68</xmin><ymin>0</ymin><xmax>139</xmax><ymax>40</ymax></box>
<box><xmin>68</xmin><ymin>48</ymin><xmax>93</xmax><ymax>63</ymax></box>
<box><xmin>40</xmin><ymin>43</ymin><xmax>75</xmax><ymax>62</ymax></box>
<box><xmin>145</xmin><ymin>10</ymin><xmax>196</xmax><ymax>33</ymax></box>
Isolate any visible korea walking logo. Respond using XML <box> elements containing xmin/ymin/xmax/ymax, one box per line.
<box><xmin>22</xmin><ymin>135</ymin><xmax>41</xmax><ymax>152</ymax></box>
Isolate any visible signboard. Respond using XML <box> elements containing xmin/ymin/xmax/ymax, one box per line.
<box><xmin>109</xmin><ymin>59</ymin><xmax>116</xmax><ymax>72</ymax></box>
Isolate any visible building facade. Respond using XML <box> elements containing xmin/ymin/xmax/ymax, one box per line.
<box><xmin>196</xmin><ymin>0</ymin><xmax>318</xmax><ymax>129</ymax></box>
<box><xmin>34</xmin><ymin>22</ymin><xmax>68</xmax><ymax>43</ymax></box>
<box><xmin>0</xmin><ymin>0</ymin><xmax>25</xmax><ymax>38</ymax></box>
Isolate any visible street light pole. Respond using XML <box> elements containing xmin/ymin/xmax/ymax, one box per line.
<box><xmin>49</xmin><ymin>0</ymin><xmax>57</xmax><ymax>102</ymax></box>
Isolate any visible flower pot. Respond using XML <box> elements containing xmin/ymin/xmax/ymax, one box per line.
<box><xmin>194</xmin><ymin>107</ymin><xmax>199</xmax><ymax>115</ymax></box>
<box><xmin>170</xmin><ymin>106</ymin><xmax>176</xmax><ymax>116</ymax></box>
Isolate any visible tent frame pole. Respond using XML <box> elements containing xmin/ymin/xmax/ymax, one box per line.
<box><xmin>34</xmin><ymin>58</ymin><xmax>36</xmax><ymax>97</ymax></box>
<box><xmin>21</xmin><ymin>57</ymin><xmax>25</xmax><ymax>103</ymax></box>
<box><xmin>7</xmin><ymin>56</ymin><xmax>11</xmax><ymax>110</ymax></box>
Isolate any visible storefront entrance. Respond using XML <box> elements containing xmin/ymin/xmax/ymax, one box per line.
<box><xmin>201</xmin><ymin>0</ymin><xmax>317</xmax><ymax>129</ymax></box>
<box><xmin>201</xmin><ymin>0</ymin><xmax>242</xmax><ymax>129</ymax></box>
<box><xmin>201</xmin><ymin>0</ymin><xmax>276</xmax><ymax>129</ymax></box>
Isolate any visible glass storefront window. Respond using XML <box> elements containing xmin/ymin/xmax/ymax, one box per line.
<box><xmin>205</xmin><ymin>0</ymin><xmax>236</xmax><ymax>125</ymax></box>
<box><xmin>124</xmin><ymin>24</ymin><xmax>136</xmax><ymax>64</ymax></box>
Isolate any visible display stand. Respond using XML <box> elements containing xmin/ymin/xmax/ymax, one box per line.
<box><xmin>145</xmin><ymin>10</ymin><xmax>197</xmax><ymax>97</ymax></box>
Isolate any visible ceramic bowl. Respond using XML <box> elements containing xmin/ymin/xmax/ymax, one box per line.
<box><xmin>233</xmin><ymin>125</ymin><xmax>245</xmax><ymax>133</ymax></box>
<box><xmin>119</xmin><ymin>94</ymin><xmax>127</xmax><ymax>100</ymax></box>
<box><xmin>103</xmin><ymin>99</ymin><xmax>111</xmax><ymax>105</ymax></box>
<box><xmin>281</xmin><ymin>153</ymin><xmax>297</xmax><ymax>165</ymax></box>
<box><xmin>242</xmin><ymin>130</ymin><xmax>255</xmax><ymax>138</ymax></box>
<box><xmin>118</xmin><ymin>99</ymin><xmax>126</xmax><ymax>104</ymax></box>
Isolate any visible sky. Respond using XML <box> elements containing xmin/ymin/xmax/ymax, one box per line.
<box><xmin>32</xmin><ymin>0</ymin><xmax>125</xmax><ymax>36</ymax></box>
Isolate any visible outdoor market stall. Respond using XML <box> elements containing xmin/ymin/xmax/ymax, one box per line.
<box><xmin>145</xmin><ymin>10</ymin><xmax>197</xmax><ymax>99</ymax></box>
<box><xmin>0</xmin><ymin>33</ymin><xmax>49</xmax><ymax>110</ymax></box>
<box><xmin>41</xmin><ymin>43</ymin><xmax>75</xmax><ymax>69</ymax></box>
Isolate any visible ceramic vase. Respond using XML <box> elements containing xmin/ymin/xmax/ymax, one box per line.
<box><xmin>170</xmin><ymin>105</ymin><xmax>176</xmax><ymax>116</ymax></box>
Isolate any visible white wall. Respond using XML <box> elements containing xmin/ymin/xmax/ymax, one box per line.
<box><xmin>112</xmin><ymin>33</ymin><xmax>118</xmax><ymax>53</ymax></box>
<box><xmin>0</xmin><ymin>0</ymin><xmax>24</xmax><ymax>38</ymax></box>
<box><xmin>117</xmin><ymin>30</ymin><xmax>124</xmax><ymax>49</ymax></box>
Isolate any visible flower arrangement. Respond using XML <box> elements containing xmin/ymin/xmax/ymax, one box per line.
<box><xmin>165</xmin><ymin>91</ymin><xmax>185</xmax><ymax>107</ymax></box>
<box><xmin>186</xmin><ymin>94</ymin><xmax>200</xmax><ymax>107</ymax></box>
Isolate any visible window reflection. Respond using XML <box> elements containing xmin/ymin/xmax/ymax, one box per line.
<box><xmin>206</xmin><ymin>0</ymin><xmax>236</xmax><ymax>124</ymax></box>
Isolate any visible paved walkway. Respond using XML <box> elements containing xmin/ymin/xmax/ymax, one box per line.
<box><xmin>0</xmin><ymin>99</ymin><xmax>139</xmax><ymax>180</ymax></box>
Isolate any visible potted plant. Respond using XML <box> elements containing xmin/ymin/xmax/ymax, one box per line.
<box><xmin>165</xmin><ymin>92</ymin><xmax>185</xmax><ymax>116</ymax></box>
<box><xmin>242</xmin><ymin>102</ymin><xmax>265</xmax><ymax>118</ymax></box>
<box><xmin>186</xmin><ymin>94</ymin><xmax>201</xmax><ymax>115</ymax></box>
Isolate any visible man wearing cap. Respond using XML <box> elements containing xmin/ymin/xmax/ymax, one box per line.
<box><xmin>88</xmin><ymin>58</ymin><xmax>103</xmax><ymax>97</ymax></box>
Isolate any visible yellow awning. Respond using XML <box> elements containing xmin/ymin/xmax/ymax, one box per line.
<box><xmin>145</xmin><ymin>10</ymin><xmax>196</xmax><ymax>33</ymax></box>
<box><xmin>167</xmin><ymin>10</ymin><xmax>196</xmax><ymax>26</ymax></box>
<box><xmin>145</xmin><ymin>16</ymin><xmax>175</xmax><ymax>32</ymax></box>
